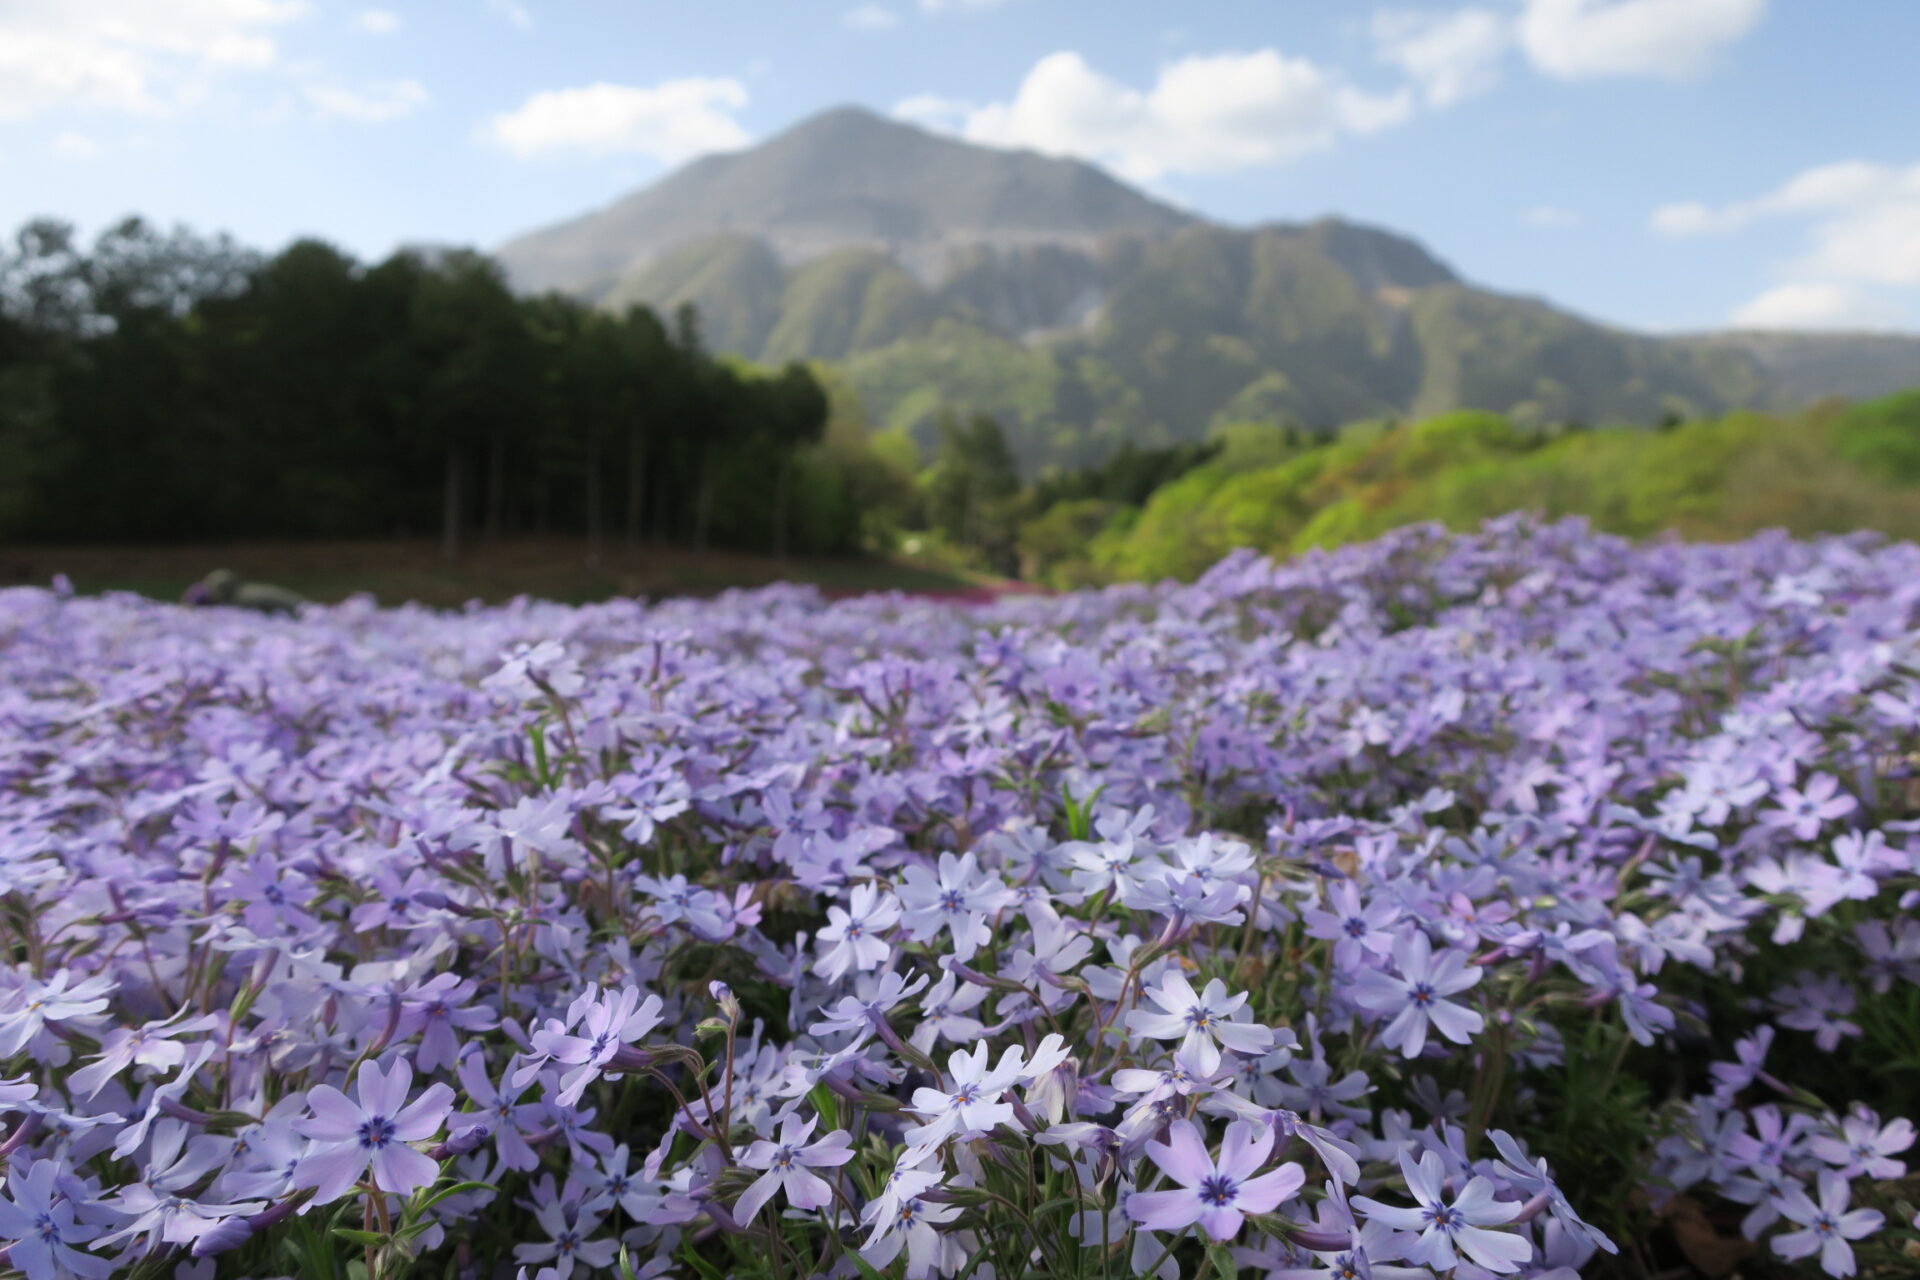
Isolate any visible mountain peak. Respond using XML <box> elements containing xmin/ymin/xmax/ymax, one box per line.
<box><xmin>495</xmin><ymin>103</ymin><xmax>1195</xmax><ymax>295</ymax></box>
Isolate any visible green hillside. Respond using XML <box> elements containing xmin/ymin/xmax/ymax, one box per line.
<box><xmin>1014</xmin><ymin>392</ymin><xmax>1920</xmax><ymax>584</ymax></box>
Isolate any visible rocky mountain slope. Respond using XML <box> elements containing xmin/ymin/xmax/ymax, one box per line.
<box><xmin>495</xmin><ymin>106</ymin><xmax>1920</xmax><ymax>472</ymax></box>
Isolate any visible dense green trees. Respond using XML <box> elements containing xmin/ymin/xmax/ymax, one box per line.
<box><xmin>1010</xmin><ymin>397</ymin><xmax>1920</xmax><ymax>585</ymax></box>
<box><xmin>0</xmin><ymin>218</ymin><xmax>848</xmax><ymax>556</ymax></box>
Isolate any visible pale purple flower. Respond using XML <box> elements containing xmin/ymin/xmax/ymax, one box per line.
<box><xmin>635</xmin><ymin>873</ymin><xmax>727</xmax><ymax>938</ymax></box>
<box><xmin>400</xmin><ymin>972</ymin><xmax>497</xmax><ymax>1074</ymax></box>
<box><xmin>454</xmin><ymin>1051</ymin><xmax>542</xmax><ymax>1172</ymax></box>
<box><xmin>1772</xmin><ymin>1171</ymin><xmax>1882</xmax><ymax>1278</ymax></box>
<box><xmin>1303</xmin><ymin>881</ymin><xmax>1400</xmax><ymax>968</ymax></box>
<box><xmin>0</xmin><ymin>972</ymin><xmax>115</xmax><ymax>1059</ymax></box>
<box><xmin>1351</xmin><ymin>932</ymin><xmax>1484</xmax><ymax>1058</ymax></box>
<box><xmin>67</xmin><ymin>1011</ymin><xmax>215</xmax><ymax>1099</ymax></box>
<box><xmin>1809</xmin><ymin>1109</ymin><xmax>1913</xmax><ymax>1180</ymax></box>
<box><xmin>815</xmin><ymin>882</ymin><xmax>900</xmax><ymax>981</ymax></box>
<box><xmin>1490</xmin><ymin>1129</ymin><xmax>1617</xmax><ymax>1255</ymax></box>
<box><xmin>1127</xmin><ymin>1119</ymin><xmax>1305</xmax><ymax>1241</ymax></box>
<box><xmin>291</xmin><ymin>1059</ymin><xmax>455</xmax><ymax>1204</ymax></box>
<box><xmin>904</xmin><ymin>1034</ymin><xmax>1069</xmax><ymax>1149</ymax></box>
<box><xmin>907</xmin><ymin>970</ymin><xmax>990</xmax><ymax>1053</ymax></box>
<box><xmin>0</xmin><ymin>1160</ymin><xmax>112</xmax><ymax>1280</ymax></box>
<box><xmin>1760</xmin><ymin>774</ymin><xmax>1856</xmax><ymax>841</ymax></box>
<box><xmin>808</xmin><ymin>969</ymin><xmax>930</xmax><ymax>1044</ymax></box>
<box><xmin>522</xmin><ymin>985</ymin><xmax>665</xmax><ymax>1106</ymax></box>
<box><xmin>895</xmin><ymin>852</ymin><xmax>1010</xmax><ymax>962</ymax></box>
<box><xmin>860</xmin><ymin>1173</ymin><xmax>964</xmax><ymax>1280</ymax></box>
<box><xmin>513</xmin><ymin>1197</ymin><xmax>618</xmax><ymax>1280</ymax></box>
<box><xmin>1772</xmin><ymin>972</ymin><xmax>1861</xmax><ymax>1052</ymax></box>
<box><xmin>1352</xmin><ymin>1148</ymin><xmax>1531</xmax><ymax>1273</ymax></box>
<box><xmin>1126</xmin><ymin>973</ymin><xmax>1276</xmax><ymax>1076</ymax></box>
<box><xmin>733</xmin><ymin>1114</ymin><xmax>854</xmax><ymax>1225</ymax></box>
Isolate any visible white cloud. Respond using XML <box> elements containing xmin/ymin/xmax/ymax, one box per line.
<box><xmin>1521</xmin><ymin>204</ymin><xmax>1582</xmax><ymax>228</ymax></box>
<box><xmin>1517</xmin><ymin>0</ymin><xmax>1765</xmax><ymax>81</ymax></box>
<box><xmin>306</xmin><ymin>77</ymin><xmax>426</xmax><ymax>123</ymax></box>
<box><xmin>480</xmin><ymin>79</ymin><xmax>751</xmax><ymax>162</ymax></box>
<box><xmin>891</xmin><ymin>93</ymin><xmax>972</xmax><ymax>131</ymax></box>
<box><xmin>1651</xmin><ymin>160</ymin><xmax>1920</xmax><ymax>287</ymax></box>
<box><xmin>921</xmin><ymin>0</ymin><xmax>1011</xmax><ymax>10</ymax></box>
<box><xmin>0</xmin><ymin>0</ymin><xmax>306</xmax><ymax>121</ymax></box>
<box><xmin>487</xmin><ymin>0</ymin><xmax>532</xmax><ymax>29</ymax></box>
<box><xmin>1371</xmin><ymin>8</ymin><xmax>1509</xmax><ymax>106</ymax></box>
<box><xmin>956</xmin><ymin>49</ymin><xmax>1412</xmax><ymax>181</ymax></box>
<box><xmin>354</xmin><ymin>9</ymin><xmax>400</xmax><ymax>34</ymax></box>
<box><xmin>1729</xmin><ymin>283</ymin><xmax>1905</xmax><ymax>331</ymax></box>
<box><xmin>1655</xmin><ymin>158</ymin><xmax>1920</xmax><ymax>329</ymax></box>
<box><xmin>842</xmin><ymin>4</ymin><xmax>899</xmax><ymax>30</ymax></box>
<box><xmin>51</xmin><ymin>131</ymin><xmax>102</xmax><ymax>159</ymax></box>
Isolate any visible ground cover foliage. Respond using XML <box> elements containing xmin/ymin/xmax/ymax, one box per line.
<box><xmin>0</xmin><ymin>516</ymin><xmax>1917</xmax><ymax>1280</ymax></box>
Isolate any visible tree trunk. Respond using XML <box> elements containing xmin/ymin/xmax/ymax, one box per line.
<box><xmin>484</xmin><ymin>426</ymin><xmax>505</xmax><ymax>542</ymax></box>
<box><xmin>585</xmin><ymin>429</ymin><xmax>603</xmax><ymax>568</ymax></box>
<box><xmin>653</xmin><ymin>454</ymin><xmax>671</xmax><ymax>546</ymax></box>
<box><xmin>772</xmin><ymin>452</ymin><xmax>792</xmax><ymax>560</ymax></box>
<box><xmin>693</xmin><ymin>440</ymin><xmax>715</xmax><ymax>550</ymax></box>
<box><xmin>625</xmin><ymin>421</ymin><xmax>645</xmax><ymax>550</ymax></box>
<box><xmin>440</xmin><ymin>443</ymin><xmax>462</xmax><ymax>563</ymax></box>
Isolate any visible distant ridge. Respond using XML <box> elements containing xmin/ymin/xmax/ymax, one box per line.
<box><xmin>496</xmin><ymin>105</ymin><xmax>1195</xmax><ymax>295</ymax></box>
<box><xmin>494</xmin><ymin>104</ymin><xmax>1920</xmax><ymax>473</ymax></box>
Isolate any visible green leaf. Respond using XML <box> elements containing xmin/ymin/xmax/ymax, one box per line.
<box><xmin>529</xmin><ymin>724</ymin><xmax>552</xmax><ymax>788</ymax></box>
<box><xmin>413</xmin><ymin>1178</ymin><xmax>497</xmax><ymax>1215</ymax></box>
<box><xmin>848</xmin><ymin>1253</ymin><xmax>892</xmax><ymax>1280</ymax></box>
<box><xmin>808</xmin><ymin>1081</ymin><xmax>841</xmax><ymax>1132</ymax></box>
<box><xmin>677</xmin><ymin>1241</ymin><xmax>726</xmax><ymax>1280</ymax></box>
<box><xmin>333</xmin><ymin>1227</ymin><xmax>387</xmax><ymax>1248</ymax></box>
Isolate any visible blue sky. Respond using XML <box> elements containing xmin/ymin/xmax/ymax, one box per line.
<box><xmin>2</xmin><ymin>0</ymin><xmax>1916</xmax><ymax>334</ymax></box>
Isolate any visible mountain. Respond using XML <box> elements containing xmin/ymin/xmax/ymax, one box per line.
<box><xmin>496</xmin><ymin>105</ymin><xmax>1195</xmax><ymax>297</ymax></box>
<box><xmin>494</xmin><ymin>106</ymin><xmax>1920</xmax><ymax>474</ymax></box>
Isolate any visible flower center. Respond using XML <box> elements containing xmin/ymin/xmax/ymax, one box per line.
<box><xmin>1409</xmin><ymin>982</ymin><xmax>1436</xmax><ymax>1007</ymax></box>
<box><xmin>1197</xmin><ymin>1175</ymin><xmax>1238</xmax><ymax>1207</ymax></box>
<box><xmin>357</xmin><ymin>1115</ymin><xmax>397</xmax><ymax>1149</ymax></box>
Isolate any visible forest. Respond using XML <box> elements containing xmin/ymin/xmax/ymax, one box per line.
<box><xmin>0</xmin><ymin>217</ymin><xmax>864</xmax><ymax>559</ymax></box>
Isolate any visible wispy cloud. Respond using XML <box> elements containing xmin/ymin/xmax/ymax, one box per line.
<box><xmin>1517</xmin><ymin>0</ymin><xmax>1766</xmax><ymax>81</ymax></box>
<box><xmin>842</xmin><ymin>4</ymin><xmax>899</xmax><ymax>31</ymax></box>
<box><xmin>952</xmin><ymin>49</ymin><xmax>1412</xmax><ymax>181</ymax></box>
<box><xmin>487</xmin><ymin>0</ymin><xmax>533</xmax><ymax>30</ymax></box>
<box><xmin>1371</xmin><ymin>8</ymin><xmax>1509</xmax><ymax>106</ymax></box>
<box><xmin>1729</xmin><ymin>283</ymin><xmax>1905</xmax><ymax>331</ymax></box>
<box><xmin>479</xmin><ymin>78</ymin><xmax>751</xmax><ymax>161</ymax></box>
<box><xmin>1654</xmin><ymin>157</ymin><xmax>1920</xmax><ymax>329</ymax></box>
<box><xmin>307</xmin><ymin>77</ymin><xmax>427</xmax><ymax>123</ymax></box>
<box><xmin>51</xmin><ymin>130</ymin><xmax>102</xmax><ymax>159</ymax></box>
<box><xmin>354</xmin><ymin>9</ymin><xmax>400</xmax><ymax>35</ymax></box>
<box><xmin>1521</xmin><ymin>205</ymin><xmax>1582</xmax><ymax>228</ymax></box>
<box><xmin>0</xmin><ymin>0</ymin><xmax>306</xmax><ymax>121</ymax></box>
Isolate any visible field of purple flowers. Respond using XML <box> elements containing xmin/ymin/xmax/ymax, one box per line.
<box><xmin>1</xmin><ymin>515</ymin><xmax>1917</xmax><ymax>1280</ymax></box>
